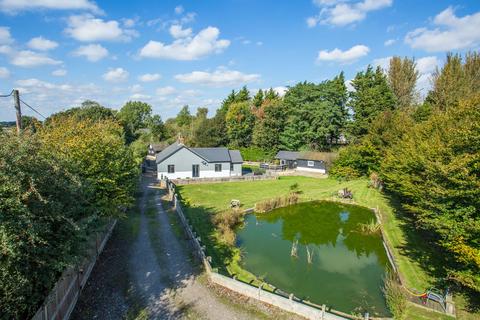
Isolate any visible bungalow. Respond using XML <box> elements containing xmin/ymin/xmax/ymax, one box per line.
<box><xmin>156</xmin><ymin>142</ymin><xmax>243</xmax><ymax>179</ymax></box>
<box><xmin>275</xmin><ymin>150</ymin><xmax>337</xmax><ymax>174</ymax></box>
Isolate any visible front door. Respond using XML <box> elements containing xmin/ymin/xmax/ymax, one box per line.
<box><xmin>192</xmin><ymin>164</ymin><xmax>200</xmax><ymax>178</ymax></box>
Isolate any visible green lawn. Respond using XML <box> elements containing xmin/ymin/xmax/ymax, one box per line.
<box><xmin>178</xmin><ymin>176</ymin><xmax>432</xmax><ymax>287</ymax></box>
<box><xmin>176</xmin><ymin>175</ymin><xmax>476</xmax><ymax>319</ymax></box>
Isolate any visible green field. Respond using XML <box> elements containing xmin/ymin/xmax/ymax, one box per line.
<box><xmin>176</xmin><ymin>175</ymin><xmax>474</xmax><ymax>319</ymax></box>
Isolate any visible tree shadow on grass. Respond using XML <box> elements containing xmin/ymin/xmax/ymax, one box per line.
<box><xmin>175</xmin><ymin>186</ymin><xmax>237</xmax><ymax>276</ymax></box>
<box><xmin>383</xmin><ymin>194</ymin><xmax>480</xmax><ymax>314</ymax></box>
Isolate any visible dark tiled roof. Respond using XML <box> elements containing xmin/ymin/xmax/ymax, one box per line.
<box><xmin>190</xmin><ymin>147</ymin><xmax>231</xmax><ymax>162</ymax></box>
<box><xmin>275</xmin><ymin>150</ymin><xmax>300</xmax><ymax>160</ymax></box>
<box><xmin>228</xmin><ymin>150</ymin><xmax>243</xmax><ymax>163</ymax></box>
<box><xmin>155</xmin><ymin>142</ymin><xmax>184</xmax><ymax>163</ymax></box>
<box><xmin>156</xmin><ymin>142</ymin><xmax>244</xmax><ymax>163</ymax></box>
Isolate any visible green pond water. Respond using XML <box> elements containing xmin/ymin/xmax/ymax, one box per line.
<box><xmin>236</xmin><ymin>201</ymin><xmax>390</xmax><ymax>317</ymax></box>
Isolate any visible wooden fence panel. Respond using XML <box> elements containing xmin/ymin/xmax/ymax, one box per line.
<box><xmin>30</xmin><ymin>220</ymin><xmax>117</xmax><ymax>320</ymax></box>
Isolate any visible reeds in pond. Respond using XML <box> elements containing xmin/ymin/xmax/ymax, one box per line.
<box><xmin>255</xmin><ymin>193</ymin><xmax>299</xmax><ymax>213</ymax></box>
<box><xmin>357</xmin><ymin>219</ymin><xmax>381</xmax><ymax>235</ymax></box>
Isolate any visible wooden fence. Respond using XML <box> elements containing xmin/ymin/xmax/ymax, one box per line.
<box><xmin>31</xmin><ymin>220</ymin><xmax>117</xmax><ymax>320</ymax></box>
<box><xmin>170</xmin><ymin>174</ymin><xmax>278</xmax><ymax>185</ymax></box>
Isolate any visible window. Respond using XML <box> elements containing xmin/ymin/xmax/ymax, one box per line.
<box><xmin>168</xmin><ymin>165</ymin><xmax>175</xmax><ymax>173</ymax></box>
<box><xmin>307</xmin><ymin>161</ymin><xmax>314</xmax><ymax>167</ymax></box>
<box><xmin>215</xmin><ymin>163</ymin><xmax>222</xmax><ymax>172</ymax></box>
<box><xmin>230</xmin><ymin>163</ymin><xmax>234</xmax><ymax>171</ymax></box>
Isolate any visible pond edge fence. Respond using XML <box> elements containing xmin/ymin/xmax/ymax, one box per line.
<box><xmin>31</xmin><ymin>219</ymin><xmax>117</xmax><ymax>320</ymax></box>
<box><xmin>165</xmin><ymin>177</ymin><xmax>374</xmax><ymax>320</ymax></box>
<box><xmin>372</xmin><ymin>207</ymin><xmax>456</xmax><ymax>317</ymax></box>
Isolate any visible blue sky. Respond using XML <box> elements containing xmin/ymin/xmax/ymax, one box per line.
<box><xmin>0</xmin><ymin>0</ymin><xmax>479</xmax><ymax>121</ymax></box>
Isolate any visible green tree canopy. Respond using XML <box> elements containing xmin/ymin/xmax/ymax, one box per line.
<box><xmin>0</xmin><ymin>133</ymin><xmax>88</xmax><ymax>319</ymax></box>
<box><xmin>226</xmin><ymin>101</ymin><xmax>255</xmax><ymax>148</ymax></box>
<box><xmin>349</xmin><ymin>66</ymin><xmax>396</xmax><ymax>138</ymax></box>
<box><xmin>388</xmin><ymin>56</ymin><xmax>419</xmax><ymax>109</ymax></box>
<box><xmin>40</xmin><ymin>117</ymin><xmax>138</xmax><ymax>217</ymax></box>
<box><xmin>280</xmin><ymin>73</ymin><xmax>348</xmax><ymax>150</ymax></box>
<box><xmin>381</xmin><ymin>95</ymin><xmax>480</xmax><ymax>291</ymax></box>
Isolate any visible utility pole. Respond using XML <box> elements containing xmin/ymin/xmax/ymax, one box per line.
<box><xmin>13</xmin><ymin>89</ymin><xmax>21</xmax><ymax>133</ymax></box>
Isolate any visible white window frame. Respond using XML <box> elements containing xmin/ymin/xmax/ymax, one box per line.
<box><xmin>215</xmin><ymin>163</ymin><xmax>222</xmax><ymax>172</ymax></box>
<box><xmin>307</xmin><ymin>160</ymin><xmax>315</xmax><ymax>167</ymax></box>
<box><xmin>167</xmin><ymin>164</ymin><xmax>175</xmax><ymax>173</ymax></box>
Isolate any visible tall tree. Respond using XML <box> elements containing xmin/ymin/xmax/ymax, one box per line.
<box><xmin>428</xmin><ymin>52</ymin><xmax>480</xmax><ymax>110</ymax></box>
<box><xmin>226</xmin><ymin>101</ymin><xmax>255</xmax><ymax>148</ymax></box>
<box><xmin>40</xmin><ymin>117</ymin><xmax>138</xmax><ymax>217</ymax></box>
<box><xmin>388</xmin><ymin>56</ymin><xmax>419</xmax><ymax>109</ymax></box>
<box><xmin>381</xmin><ymin>95</ymin><xmax>480</xmax><ymax>291</ymax></box>
<box><xmin>252</xmin><ymin>98</ymin><xmax>286</xmax><ymax>151</ymax></box>
<box><xmin>265</xmin><ymin>87</ymin><xmax>280</xmax><ymax>100</ymax></box>
<box><xmin>46</xmin><ymin>100</ymin><xmax>116</xmax><ymax>125</ymax></box>
<box><xmin>253</xmin><ymin>89</ymin><xmax>264</xmax><ymax>108</ymax></box>
<box><xmin>176</xmin><ymin>105</ymin><xmax>193</xmax><ymax>127</ymax></box>
<box><xmin>118</xmin><ymin>101</ymin><xmax>153</xmax><ymax>143</ymax></box>
<box><xmin>280</xmin><ymin>74</ymin><xmax>348</xmax><ymax>150</ymax></box>
<box><xmin>349</xmin><ymin>66</ymin><xmax>396</xmax><ymax>138</ymax></box>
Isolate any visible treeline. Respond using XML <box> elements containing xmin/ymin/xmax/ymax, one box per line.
<box><xmin>331</xmin><ymin>52</ymin><xmax>480</xmax><ymax>292</ymax></box>
<box><xmin>0</xmin><ymin>100</ymin><xmax>163</xmax><ymax>318</ymax></box>
<box><xmin>162</xmin><ymin>63</ymin><xmax>400</xmax><ymax>160</ymax></box>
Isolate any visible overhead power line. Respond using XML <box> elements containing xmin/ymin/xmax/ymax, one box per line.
<box><xmin>0</xmin><ymin>90</ymin><xmax>14</xmax><ymax>98</ymax></box>
<box><xmin>19</xmin><ymin>98</ymin><xmax>47</xmax><ymax>120</ymax></box>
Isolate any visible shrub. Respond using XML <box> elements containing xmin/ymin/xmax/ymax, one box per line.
<box><xmin>212</xmin><ymin>209</ymin><xmax>244</xmax><ymax>245</ymax></box>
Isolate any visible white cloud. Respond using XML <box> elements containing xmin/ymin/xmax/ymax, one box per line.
<box><xmin>52</xmin><ymin>69</ymin><xmax>67</xmax><ymax>76</ymax></box>
<box><xmin>138</xmin><ymin>73</ymin><xmax>161</xmax><ymax>82</ymax></box>
<box><xmin>308</xmin><ymin>0</ymin><xmax>392</xmax><ymax>27</ymax></box>
<box><xmin>174</xmin><ymin>5</ymin><xmax>184</xmax><ymax>14</ymax></box>
<box><xmin>102</xmin><ymin>67</ymin><xmax>129</xmax><ymax>82</ymax></box>
<box><xmin>130</xmin><ymin>93</ymin><xmax>151</xmax><ymax>100</ymax></box>
<box><xmin>122</xmin><ymin>18</ymin><xmax>136</xmax><ymax>28</ymax></box>
<box><xmin>405</xmin><ymin>7</ymin><xmax>480</xmax><ymax>52</ymax></box>
<box><xmin>384</xmin><ymin>38</ymin><xmax>396</xmax><ymax>46</ymax></box>
<box><xmin>73</xmin><ymin>44</ymin><xmax>108</xmax><ymax>61</ymax></box>
<box><xmin>156</xmin><ymin>86</ymin><xmax>176</xmax><ymax>96</ymax></box>
<box><xmin>0</xmin><ymin>0</ymin><xmax>101</xmax><ymax>14</ymax></box>
<box><xmin>372</xmin><ymin>56</ymin><xmax>392</xmax><ymax>70</ymax></box>
<box><xmin>0</xmin><ymin>26</ymin><xmax>13</xmax><ymax>44</ymax></box>
<box><xmin>416</xmin><ymin>56</ymin><xmax>439</xmax><ymax>74</ymax></box>
<box><xmin>27</xmin><ymin>36</ymin><xmax>58</xmax><ymax>51</ymax></box>
<box><xmin>317</xmin><ymin>45</ymin><xmax>369</xmax><ymax>64</ymax></box>
<box><xmin>16</xmin><ymin>78</ymin><xmax>72</xmax><ymax>92</ymax></box>
<box><xmin>0</xmin><ymin>66</ymin><xmax>9</xmax><ymax>78</ymax></box>
<box><xmin>169</xmin><ymin>24</ymin><xmax>192</xmax><ymax>38</ymax></box>
<box><xmin>11</xmin><ymin>50</ymin><xmax>62</xmax><ymax>67</ymax></box>
<box><xmin>140</xmin><ymin>26</ymin><xmax>230</xmax><ymax>60</ymax></box>
<box><xmin>175</xmin><ymin>68</ymin><xmax>260</xmax><ymax>87</ymax></box>
<box><xmin>65</xmin><ymin>14</ymin><xmax>137</xmax><ymax>42</ymax></box>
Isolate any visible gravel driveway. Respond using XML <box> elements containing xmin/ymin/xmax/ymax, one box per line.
<box><xmin>72</xmin><ymin>173</ymin><xmax>300</xmax><ymax>320</ymax></box>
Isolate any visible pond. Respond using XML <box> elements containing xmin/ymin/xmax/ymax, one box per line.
<box><xmin>236</xmin><ymin>201</ymin><xmax>390</xmax><ymax>317</ymax></box>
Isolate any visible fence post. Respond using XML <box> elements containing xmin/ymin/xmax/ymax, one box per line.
<box><xmin>321</xmin><ymin>304</ymin><xmax>326</xmax><ymax>320</ymax></box>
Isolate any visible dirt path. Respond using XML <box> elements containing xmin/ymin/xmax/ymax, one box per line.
<box><xmin>72</xmin><ymin>173</ymin><xmax>295</xmax><ymax>320</ymax></box>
